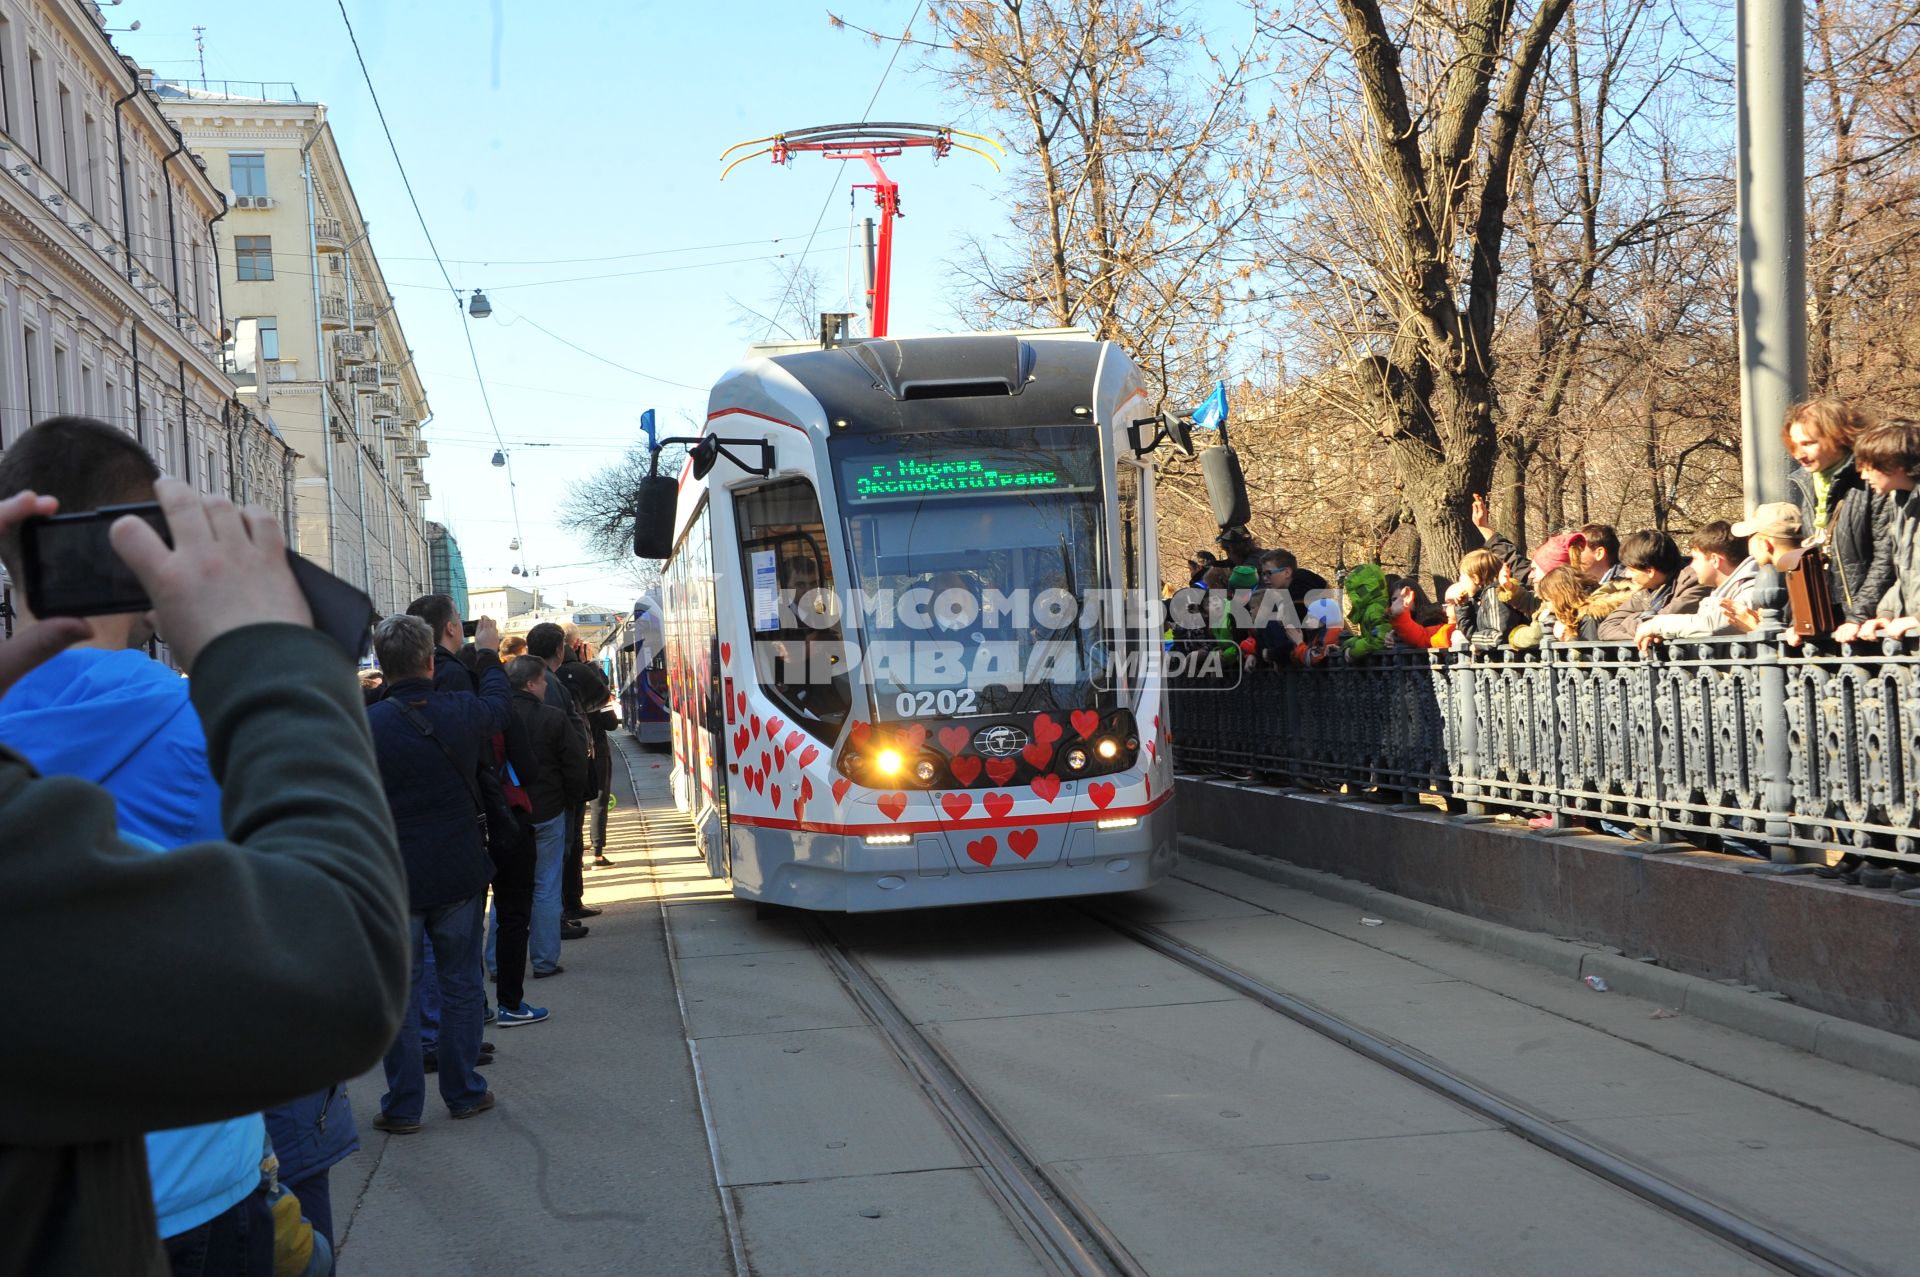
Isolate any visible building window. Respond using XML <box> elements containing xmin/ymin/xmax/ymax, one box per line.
<box><xmin>79</xmin><ymin>360</ymin><xmax>93</xmax><ymax>415</ymax></box>
<box><xmin>0</xmin><ymin>18</ymin><xmax>12</xmax><ymax>135</ymax></box>
<box><xmin>257</xmin><ymin>316</ymin><xmax>280</xmax><ymax>361</ymax></box>
<box><xmin>56</xmin><ymin>84</ymin><xmax>73</xmax><ymax>190</ymax></box>
<box><xmin>26</xmin><ymin>50</ymin><xmax>44</xmax><ymax>162</ymax></box>
<box><xmin>21</xmin><ymin>324</ymin><xmax>38</xmax><ymax>422</ymax></box>
<box><xmin>229</xmin><ymin>152</ymin><xmax>267</xmax><ymax>200</ymax></box>
<box><xmin>52</xmin><ymin>344</ymin><xmax>67</xmax><ymax>414</ymax></box>
<box><xmin>235</xmin><ymin>235</ymin><xmax>273</xmax><ymax>281</ymax></box>
<box><xmin>82</xmin><ymin>113</ymin><xmax>98</xmax><ymax>213</ymax></box>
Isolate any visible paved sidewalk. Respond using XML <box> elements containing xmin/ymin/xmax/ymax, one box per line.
<box><xmin>331</xmin><ymin>738</ymin><xmax>733</xmax><ymax>1276</ymax></box>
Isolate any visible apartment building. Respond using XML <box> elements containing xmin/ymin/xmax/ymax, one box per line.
<box><xmin>153</xmin><ymin>81</ymin><xmax>433</xmax><ymax>616</ymax></box>
<box><xmin>0</xmin><ymin>0</ymin><xmax>289</xmax><ymax>524</ymax></box>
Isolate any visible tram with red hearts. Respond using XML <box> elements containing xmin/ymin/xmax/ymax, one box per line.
<box><xmin>629</xmin><ymin>329</ymin><xmax>1186</xmax><ymax>911</ymax></box>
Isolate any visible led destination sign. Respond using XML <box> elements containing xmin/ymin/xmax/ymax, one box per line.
<box><xmin>848</xmin><ymin>455</ymin><xmax>1086</xmax><ymax>502</ymax></box>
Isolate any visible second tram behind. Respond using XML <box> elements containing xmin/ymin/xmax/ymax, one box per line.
<box><xmin>605</xmin><ymin>596</ymin><xmax>670</xmax><ymax>745</ymax></box>
<box><xmin>647</xmin><ymin>329</ymin><xmax>1176</xmax><ymax>911</ymax></box>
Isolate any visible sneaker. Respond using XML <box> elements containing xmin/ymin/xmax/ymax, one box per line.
<box><xmin>561</xmin><ymin>921</ymin><xmax>590</xmax><ymax>940</ymax></box>
<box><xmin>450</xmin><ymin>1091</ymin><xmax>496</xmax><ymax>1120</ymax></box>
<box><xmin>1814</xmin><ymin>854</ymin><xmax>1862</xmax><ymax>880</ymax></box>
<box><xmin>564</xmin><ymin>906</ymin><xmax>602</xmax><ymax>920</ymax></box>
<box><xmin>592</xmin><ymin>854</ymin><xmax>615</xmax><ymax>869</ymax></box>
<box><xmin>1891</xmin><ymin>868</ymin><xmax>1920</xmax><ymax>893</ymax></box>
<box><xmin>372</xmin><ymin>1111</ymin><xmax>421</xmax><ymax>1135</ymax></box>
<box><xmin>483</xmin><ymin>1004</ymin><xmax>496</xmax><ymax>1025</ymax></box>
<box><xmin>1858</xmin><ymin>863</ymin><xmax>1896</xmax><ymax>889</ymax></box>
<box><xmin>497</xmin><ymin>1002</ymin><xmax>550</xmax><ymax>1027</ymax></box>
<box><xmin>532</xmin><ymin>965</ymin><xmax>565</xmax><ymax>979</ymax></box>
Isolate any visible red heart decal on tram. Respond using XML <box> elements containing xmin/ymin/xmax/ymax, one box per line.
<box><xmin>1022</xmin><ymin>742</ymin><xmax>1053</xmax><ymax>770</ymax></box>
<box><xmin>765</xmin><ymin>716</ymin><xmax>785</xmax><ymax>739</ymax></box>
<box><xmin>798</xmin><ymin>745</ymin><xmax>819</xmax><ymax>768</ymax></box>
<box><xmin>793</xmin><ymin>798</ymin><xmax>806</xmax><ymax>821</ymax></box>
<box><xmin>720</xmin><ymin>642</ymin><xmax>732</xmax><ymax>664</ymax></box>
<box><xmin>1153</xmin><ymin>714</ymin><xmax>1162</xmax><ymax>732</ymax></box>
<box><xmin>750</xmin><ymin>714</ymin><xmax>762</xmax><ymax>740</ymax></box>
<box><xmin>1070</xmin><ymin>709</ymin><xmax>1100</xmax><ymax>738</ymax></box>
<box><xmin>742</xmin><ymin>767</ymin><xmax>757</xmax><ymax>793</ymax></box>
<box><xmin>1142</xmin><ymin>773</ymin><xmax>1152</xmax><ymax>798</ymax></box>
<box><xmin>800</xmin><ymin>775</ymin><xmax>815</xmax><ymax>801</ymax></box>
<box><xmin>983</xmin><ymin>792</ymin><xmax>1014</xmax><ymax>819</ymax></box>
<box><xmin>1008</xmin><ymin>829</ymin><xmax>1039</xmax><ymax>859</ymax></box>
<box><xmin>950</xmin><ymin>756</ymin><xmax>982</xmax><ymax>785</ymax></box>
<box><xmin>1032</xmin><ymin>714</ymin><xmax>1062</xmax><ymax>745</ymax></box>
<box><xmin>966</xmin><ymin>836</ymin><xmax>998</xmax><ymax>867</ymax></box>
<box><xmin>1145</xmin><ymin>741</ymin><xmax>1157</xmax><ymax>763</ymax></box>
<box><xmin>736</xmin><ymin>690</ymin><xmax>748</xmax><ymax>715</ymax></box>
<box><xmin>878</xmin><ymin>792</ymin><xmax>908</xmax><ymax>821</ymax></box>
<box><xmin>770</xmin><ymin>783</ymin><xmax>782</xmax><ymax>809</ymax></box>
<box><xmin>784</xmin><ymin>731</ymin><xmax>803</xmax><ymax>754</ymax></box>
<box><xmin>938</xmin><ymin>726</ymin><xmax>971</xmax><ymax>754</ymax></box>
<box><xmin>941</xmin><ymin>792</ymin><xmax>973</xmax><ymax>820</ymax></box>
<box><xmin>899</xmin><ymin>723</ymin><xmax>929</xmax><ymax>750</ymax></box>
<box><xmin>772</xmin><ymin>747</ymin><xmax>786</xmax><ymax>773</ymax></box>
<box><xmin>733</xmin><ymin>727</ymin><xmax>749</xmax><ymax>756</ymax></box>
<box><xmin>1030</xmin><ymin>773</ymin><xmax>1061</xmax><ymax>803</ymax></box>
<box><xmin>848</xmin><ymin>720</ymin><xmax>872</xmax><ymax>746</ymax></box>
<box><xmin>1087</xmin><ymin>781</ymin><xmax>1116</xmax><ymax>809</ymax></box>
<box><xmin>985</xmin><ymin>757</ymin><xmax>1017</xmax><ymax>785</ymax></box>
<box><xmin>759</xmin><ymin>753</ymin><xmax>772</xmax><ymax>777</ymax></box>
<box><xmin>832</xmin><ymin>777</ymin><xmax>851</xmax><ymax>803</ymax></box>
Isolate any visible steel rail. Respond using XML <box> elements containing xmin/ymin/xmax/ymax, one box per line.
<box><xmin>804</xmin><ymin>917</ymin><xmax>1147</xmax><ymax>1277</ymax></box>
<box><xmin>1089</xmin><ymin>908</ymin><xmax>1862</xmax><ymax>1277</ymax></box>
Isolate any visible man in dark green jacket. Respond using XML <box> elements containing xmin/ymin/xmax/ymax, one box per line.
<box><xmin>0</xmin><ymin>480</ymin><xmax>410</xmax><ymax>1276</ymax></box>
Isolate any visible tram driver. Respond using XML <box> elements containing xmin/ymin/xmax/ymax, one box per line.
<box><xmin>765</xmin><ymin>552</ymin><xmax>851</xmax><ymax>726</ymax></box>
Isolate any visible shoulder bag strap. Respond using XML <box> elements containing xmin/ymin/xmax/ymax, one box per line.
<box><xmin>394</xmin><ymin>698</ymin><xmax>486</xmax><ymax>818</ymax></box>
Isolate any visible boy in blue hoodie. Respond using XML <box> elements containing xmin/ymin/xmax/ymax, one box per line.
<box><xmin>0</xmin><ymin>418</ymin><xmax>342</xmax><ymax>1270</ymax></box>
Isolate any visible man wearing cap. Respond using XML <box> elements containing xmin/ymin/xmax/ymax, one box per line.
<box><xmin>1711</xmin><ymin>503</ymin><xmax>1805</xmax><ymax>635</ymax></box>
<box><xmin>1215</xmin><ymin>527</ymin><xmax>1261</xmax><ymax>570</ymax></box>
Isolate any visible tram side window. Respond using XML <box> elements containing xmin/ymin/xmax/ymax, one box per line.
<box><xmin>736</xmin><ymin>479</ymin><xmax>850</xmax><ymax>740</ymax></box>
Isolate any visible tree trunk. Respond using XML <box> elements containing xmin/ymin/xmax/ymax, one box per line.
<box><xmin>1494</xmin><ymin>432</ymin><xmax>1532</xmax><ymax>554</ymax></box>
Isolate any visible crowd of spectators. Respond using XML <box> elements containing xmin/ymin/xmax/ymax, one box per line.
<box><xmin>0</xmin><ymin>415</ymin><xmax>624</xmax><ymax>1273</ymax></box>
<box><xmin>1173</xmin><ymin>398</ymin><xmax>1920</xmax><ymax>889</ymax></box>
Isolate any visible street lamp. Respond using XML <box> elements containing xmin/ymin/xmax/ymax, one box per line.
<box><xmin>468</xmin><ymin>289</ymin><xmax>492</xmax><ymax>319</ymax></box>
<box><xmin>491</xmin><ymin>449</ymin><xmax>506</xmax><ymax>468</ymax></box>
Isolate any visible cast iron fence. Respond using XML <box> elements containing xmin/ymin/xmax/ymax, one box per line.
<box><xmin>1168</xmin><ymin>636</ymin><xmax>1920</xmax><ymax>866</ymax></box>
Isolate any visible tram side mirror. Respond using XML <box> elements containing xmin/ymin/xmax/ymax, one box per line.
<box><xmin>632</xmin><ymin>474</ymin><xmax>679</xmax><ymax>559</ymax></box>
<box><xmin>1200</xmin><ymin>445</ymin><xmax>1251</xmax><ymax>530</ymax></box>
<box><xmin>689</xmin><ymin>436</ymin><xmax>721</xmax><ymax>481</ymax></box>
<box><xmin>1164</xmin><ymin>414</ymin><xmax>1195</xmax><ymax>458</ymax></box>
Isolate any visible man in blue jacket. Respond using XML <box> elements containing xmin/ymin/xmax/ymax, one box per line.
<box><xmin>367</xmin><ymin>613</ymin><xmax>511</xmax><ymax>1131</ymax></box>
<box><xmin>0</xmin><ymin>418</ymin><xmax>308</xmax><ymax>1271</ymax></box>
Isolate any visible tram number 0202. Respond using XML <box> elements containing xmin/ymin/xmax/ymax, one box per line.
<box><xmin>895</xmin><ymin>689</ymin><xmax>978</xmax><ymax>718</ymax></box>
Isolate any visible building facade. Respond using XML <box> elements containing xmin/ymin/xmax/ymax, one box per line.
<box><xmin>154</xmin><ymin>81</ymin><xmax>432</xmax><ymax>617</ymax></box>
<box><xmin>467</xmin><ymin>584</ymin><xmax>536</xmax><ymax>627</ymax></box>
<box><xmin>0</xmin><ymin>0</ymin><xmax>290</xmax><ymax>515</ymax></box>
<box><xmin>426</xmin><ymin>519</ymin><xmax>467</xmax><ymax>618</ymax></box>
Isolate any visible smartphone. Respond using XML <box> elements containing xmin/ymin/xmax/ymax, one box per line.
<box><xmin>462</xmin><ymin>619</ymin><xmax>480</xmax><ymax>638</ymax></box>
<box><xmin>18</xmin><ymin>502</ymin><xmax>376</xmax><ymax>662</ymax></box>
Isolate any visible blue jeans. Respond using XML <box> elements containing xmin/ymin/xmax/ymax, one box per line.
<box><xmin>381</xmin><ymin>893</ymin><xmax>490</xmax><ymax>1120</ymax></box>
<box><xmin>527</xmin><ymin>813</ymin><xmax>567</xmax><ymax>973</ymax></box>
<box><xmin>163</xmin><ymin>1185</ymin><xmax>273</xmax><ymax>1276</ymax></box>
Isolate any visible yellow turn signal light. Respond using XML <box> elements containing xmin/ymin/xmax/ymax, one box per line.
<box><xmin>875</xmin><ymin>748</ymin><xmax>904</xmax><ymax>776</ymax></box>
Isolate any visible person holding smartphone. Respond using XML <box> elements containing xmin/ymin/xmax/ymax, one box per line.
<box><xmin>0</xmin><ymin>444</ymin><xmax>408</xmax><ymax>1270</ymax></box>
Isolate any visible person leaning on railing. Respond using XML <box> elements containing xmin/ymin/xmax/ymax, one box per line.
<box><xmin>1634</xmin><ymin>522</ymin><xmax>1760</xmax><ymax>653</ymax></box>
<box><xmin>1834</xmin><ymin>420</ymin><xmax>1919</xmax><ymax>643</ymax></box>
<box><xmin>1784</xmin><ymin>398</ymin><xmax>1894</xmax><ymax>625</ymax></box>
<box><xmin>1595</xmin><ymin>531</ymin><xmax>1711</xmax><ymax>642</ymax></box>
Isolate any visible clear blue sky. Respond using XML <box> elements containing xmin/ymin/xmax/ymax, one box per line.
<box><xmin>118</xmin><ymin>1</ymin><xmax>1011</xmax><ymax>608</ymax></box>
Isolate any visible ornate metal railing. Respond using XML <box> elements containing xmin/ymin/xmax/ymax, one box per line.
<box><xmin>1168</xmin><ymin>637</ymin><xmax>1920</xmax><ymax>865</ymax></box>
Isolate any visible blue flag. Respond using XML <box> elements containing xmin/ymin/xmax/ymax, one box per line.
<box><xmin>639</xmin><ymin>408</ymin><xmax>657</xmax><ymax>450</ymax></box>
<box><xmin>1191</xmin><ymin>381</ymin><xmax>1228</xmax><ymax>432</ymax></box>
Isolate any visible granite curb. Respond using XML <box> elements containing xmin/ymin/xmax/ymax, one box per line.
<box><xmin>1179</xmin><ymin>834</ymin><xmax>1920</xmax><ymax>1088</ymax></box>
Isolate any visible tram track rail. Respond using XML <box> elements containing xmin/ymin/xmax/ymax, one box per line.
<box><xmin>805</xmin><ymin>914</ymin><xmax>1148</xmax><ymax>1277</ymax></box>
<box><xmin>1082</xmin><ymin>905</ymin><xmax>1861</xmax><ymax>1277</ymax></box>
<box><xmin>796</xmin><ymin>873</ymin><xmax>1863</xmax><ymax>1277</ymax></box>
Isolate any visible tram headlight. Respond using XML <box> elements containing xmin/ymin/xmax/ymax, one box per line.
<box><xmin>1095</xmin><ymin>737</ymin><xmax>1120</xmax><ymax>761</ymax></box>
<box><xmin>912</xmin><ymin>757</ymin><xmax>938</xmax><ymax>784</ymax></box>
<box><xmin>1064</xmin><ymin>747</ymin><xmax>1089</xmax><ymax>772</ymax></box>
<box><xmin>875</xmin><ymin>748</ymin><xmax>904</xmax><ymax>777</ymax></box>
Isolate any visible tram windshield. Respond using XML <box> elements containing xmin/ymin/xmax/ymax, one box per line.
<box><xmin>830</xmin><ymin>426</ymin><xmax>1106</xmax><ymax>722</ymax></box>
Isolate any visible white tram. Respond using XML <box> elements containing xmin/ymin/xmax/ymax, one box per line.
<box><xmin>639</xmin><ymin>329</ymin><xmax>1180</xmax><ymax>911</ymax></box>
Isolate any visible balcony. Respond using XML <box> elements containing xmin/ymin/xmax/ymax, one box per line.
<box><xmin>379</xmin><ymin>361</ymin><xmax>401</xmax><ymax>385</ymax></box>
<box><xmin>265</xmin><ymin>359</ymin><xmax>301</xmax><ymax>384</ymax></box>
<box><xmin>350</xmin><ymin>301</ymin><xmax>377</xmax><ymax>331</ymax></box>
<box><xmin>314</xmin><ymin>216</ymin><xmax>343</xmax><ymax>251</ymax></box>
<box><xmin>318</xmin><ymin>293</ymin><xmax>348</xmax><ymax>330</ymax></box>
<box><xmin>346</xmin><ymin>365</ymin><xmax>380</xmax><ymax>389</ymax></box>
<box><xmin>383</xmin><ymin>417</ymin><xmax>409</xmax><ymax>439</ymax></box>
<box><xmin>369</xmin><ymin>391</ymin><xmax>398</xmax><ymax>418</ymax></box>
<box><xmin>334</xmin><ymin>333</ymin><xmax>369</xmax><ymax>365</ymax></box>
